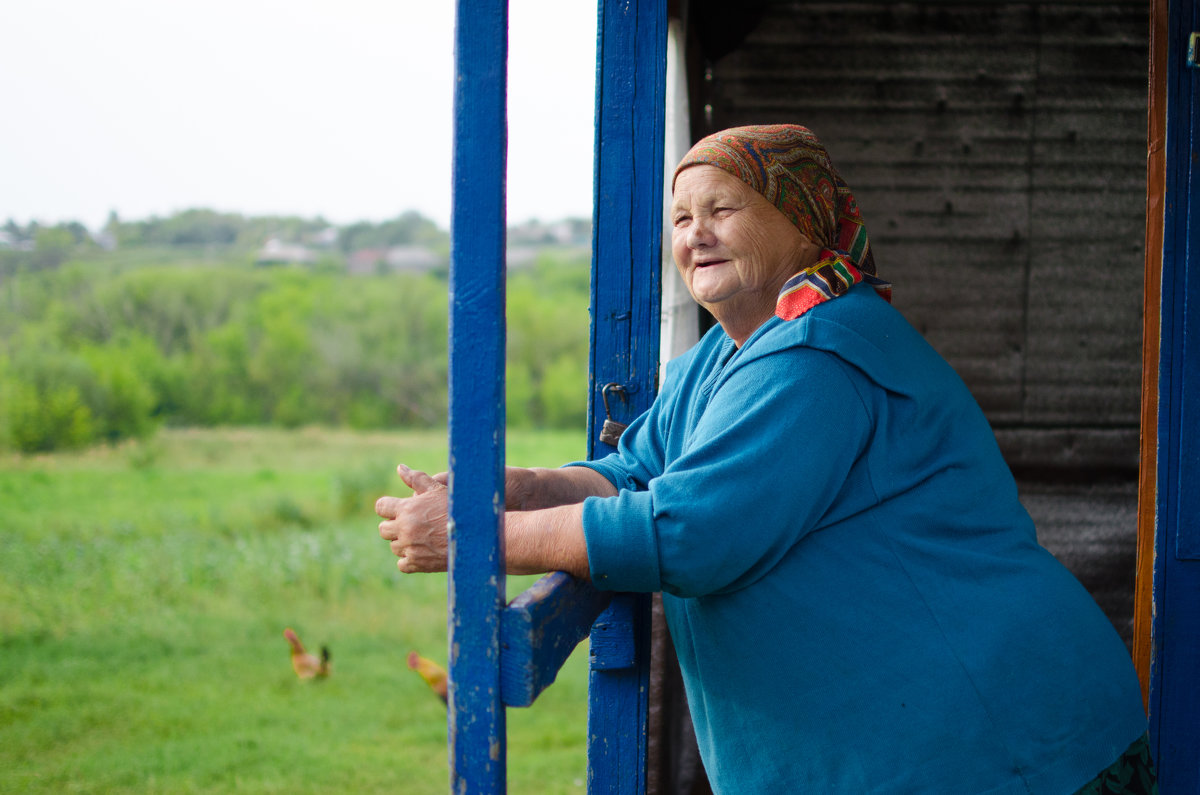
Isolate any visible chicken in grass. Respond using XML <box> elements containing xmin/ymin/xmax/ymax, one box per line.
<box><xmin>407</xmin><ymin>651</ymin><xmax>448</xmax><ymax>704</ymax></box>
<box><xmin>283</xmin><ymin>628</ymin><xmax>331</xmax><ymax>679</ymax></box>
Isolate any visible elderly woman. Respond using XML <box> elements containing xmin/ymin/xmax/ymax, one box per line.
<box><xmin>376</xmin><ymin>125</ymin><xmax>1153</xmax><ymax>793</ymax></box>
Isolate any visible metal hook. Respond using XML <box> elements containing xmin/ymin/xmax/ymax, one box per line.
<box><xmin>598</xmin><ymin>383</ymin><xmax>629</xmax><ymax>446</ymax></box>
<box><xmin>601</xmin><ymin>382</ymin><xmax>626</xmax><ymax>419</ymax></box>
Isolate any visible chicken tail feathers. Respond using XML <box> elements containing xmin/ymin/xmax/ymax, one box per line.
<box><xmin>407</xmin><ymin>650</ymin><xmax>449</xmax><ymax>705</ymax></box>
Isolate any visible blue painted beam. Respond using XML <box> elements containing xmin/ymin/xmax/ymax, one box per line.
<box><xmin>500</xmin><ymin>573</ymin><xmax>614</xmax><ymax>708</ymax></box>
<box><xmin>587</xmin><ymin>595</ymin><xmax>652</xmax><ymax>794</ymax></box>
<box><xmin>588</xmin><ymin>598</ymin><xmax>639</xmax><ymax>671</ymax></box>
<box><xmin>448</xmin><ymin>0</ymin><xmax>508</xmax><ymax>792</ymax></box>
<box><xmin>586</xmin><ymin>0</ymin><xmax>668</xmax><ymax>792</ymax></box>
<box><xmin>588</xmin><ymin>0</ymin><xmax>666</xmax><ymax>448</ymax></box>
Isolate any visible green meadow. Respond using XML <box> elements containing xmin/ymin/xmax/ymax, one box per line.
<box><xmin>1</xmin><ymin>427</ymin><xmax>592</xmax><ymax>793</ymax></box>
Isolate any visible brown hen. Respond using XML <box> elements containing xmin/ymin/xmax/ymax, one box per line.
<box><xmin>283</xmin><ymin>628</ymin><xmax>331</xmax><ymax>679</ymax></box>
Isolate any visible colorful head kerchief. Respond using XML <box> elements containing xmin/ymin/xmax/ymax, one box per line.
<box><xmin>673</xmin><ymin>124</ymin><xmax>891</xmax><ymax>321</ymax></box>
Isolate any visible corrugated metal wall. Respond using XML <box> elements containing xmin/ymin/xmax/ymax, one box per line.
<box><xmin>692</xmin><ymin>1</ymin><xmax>1148</xmax><ymax>642</ymax></box>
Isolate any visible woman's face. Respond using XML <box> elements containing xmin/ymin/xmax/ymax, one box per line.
<box><xmin>670</xmin><ymin>165</ymin><xmax>819</xmax><ymax>343</ymax></box>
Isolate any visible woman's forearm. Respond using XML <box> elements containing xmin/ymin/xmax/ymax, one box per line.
<box><xmin>504</xmin><ymin>503</ymin><xmax>591</xmax><ymax>579</ymax></box>
<box><xmin>508</xmin><ymin>465</ymin><xmax>617</xmax><ymax>510</ymax></box>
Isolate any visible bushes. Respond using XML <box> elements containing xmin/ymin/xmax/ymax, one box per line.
<box><xmin>0</xmin><ymin>338</ymin><xmax>161</xmax><ymax>453</ymax></box>
<box><xmin>505</xmin><ymin>254</ymin><xmax>590</xmax><ymax>429</ymax></box>
<box><xmin>0</xmin><ymin>250</ymin><xmax>592</xmax><ymax>452</ymax></box>
<box><xmin>79</xmin><ymin>344</ymin><xmax>159</xmax><ymax>443</ymax></box>
<box><xmin>1</xmin><ymin>379</ymin><xmax>94</xmax><ymax>453</ymax></box>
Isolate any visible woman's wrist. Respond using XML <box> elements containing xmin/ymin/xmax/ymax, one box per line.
<box><xmin>504</xmin><ymin>504</ymin><xmax>590</xmax><ymax>579</ymax></box>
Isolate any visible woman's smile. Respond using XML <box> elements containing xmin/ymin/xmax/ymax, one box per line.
<box><xmin>670</xmin><ymin>165</ymin><xmax>820</xmax><ymax>345</ymax></box>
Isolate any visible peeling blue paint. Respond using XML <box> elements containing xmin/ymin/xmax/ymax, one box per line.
<box><xmin>448</xmin><ymin>0</ymin><xmax>508</xmax><ymax>791</ymax></box>
<box><xmin>585</xmin><ymin>0</ymin><xmax>666</xmax><ymax>791</ymax></box>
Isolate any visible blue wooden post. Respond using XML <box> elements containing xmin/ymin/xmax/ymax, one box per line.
<box><xmin>445</xmin><ymin>0</ymin><xmax>667</xmax><ymax>790</ymax></box>
<box><xmin>1149</xmin><ymin>0</ymin><xmax>1200</xmax><ymax>789</ymax></box>
<box><xmin>448</xmin><ymin>0</ymin><xmax>508</xmax><ymax>791</ymax></box>
<box><xmin>586</xmin><ymin>0</ymin><xmax>667</xmax><ymax>792</ymax></box>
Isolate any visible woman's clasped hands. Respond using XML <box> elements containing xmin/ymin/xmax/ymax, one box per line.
<box><xmin>374</xmin><ymin>464</ymin><xmax>598</xmax><ymax>579</ymax></box>
<box><xmin>375</xmin><ymin>464</ymin><xmax>450</xmax><ymax>573</ymax></box>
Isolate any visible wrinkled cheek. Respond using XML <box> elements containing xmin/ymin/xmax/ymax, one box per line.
<box><xmin>671</xmin><ymin>254</ymin><xmax>694</xmax><ymax>294</ymax></box>
<box><xmin>672</xmin><ymin>257</ymin><xmax>690</xmax><ymax>283</ymax></box>
<box><xmin>746</xmin><ymin>237</ymin><xmax>793</xmax><ymax>286</ymax></box>
<box><xmin>670</xmin><ymin>240</ymin><xmax>690</xmax><ymax>277</ymax></box>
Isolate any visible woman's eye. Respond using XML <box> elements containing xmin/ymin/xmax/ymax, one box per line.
<box><xmin>673</xmin><ymin>215</ymin><xmax>691</xmax><ymax>227</ymax></box>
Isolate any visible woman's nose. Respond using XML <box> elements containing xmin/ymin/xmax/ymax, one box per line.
<box><xmin>686</xmin><ymin>216</ymin><xmax>715</xmax><ymax>248</ymax></box>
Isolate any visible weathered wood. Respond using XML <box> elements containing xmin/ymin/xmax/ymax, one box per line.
<box><xmin>588</xmin><ymin>593</ymin><xmax>654</xmax><ymax>794</ymax></box>
<box><xmin>587</xmin><ymin>0</ymin><xmax>667</xmax><ymax>791</ymax></box>
<box><xmin>1135</xmin><ymin>0</ymin><xmax>1167</xmax><ymax>713</ymax></box>
<box><xmin>994</xmin><ymin>428</ymin><xmax>1140</xmax><ymax>475</ymax></box>
<box><xmin>589</xmin><ymin>596</ymin><xmax>640</xmax><ymax>670</ymax></box>
<box><xmin>448</xmin><ymin>0</ymin><xmax>509</xmax><ymax>791</ymax></box>
<box><xmin>500</xmin><ymin>573</ymin><xmax>613</xmax><ymax>708</ymax></box>
<box><xmin>702</xmin><ymin>0</ymin><xmax>1147</xmax><ymax>472</ymax></box>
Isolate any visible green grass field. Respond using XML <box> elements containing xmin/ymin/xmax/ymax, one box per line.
<box><xmin>0</xmin><ymin>427</ymin><xmax>591</xmax><ymax>793</ymax></box>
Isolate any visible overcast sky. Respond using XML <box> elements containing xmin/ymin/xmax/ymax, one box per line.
<box><xmin>2</xmin><ymin>0</ymin><xmax>597</xmax><ymax>231</ymax></box>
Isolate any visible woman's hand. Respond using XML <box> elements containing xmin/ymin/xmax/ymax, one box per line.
<box><xmin>375</xmin><ymin>462</ymin><xmax>609</xmax><ymax>579</ymax></box>
<box><xmin>375</xmin><ymin>464</ymin><xmax>449</xmax><ymax>573</ymax></box>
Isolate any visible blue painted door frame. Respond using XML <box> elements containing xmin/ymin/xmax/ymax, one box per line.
<box><xmin>584</xmin><ymin>0</ymin><xmax>667</xmax><ymax>790</ymax></box>
<box><xmin>1149</xmin><ymin>0</ymin><xmax>1200</xmax><ymax>790</ymax></box>
<box><xmin>448</xmin><ymin>0</ymin><xmax>509</xmax><ymax>791</ymax></box>
<box><xmin>447</xmin><ymin>0</ymin><xmax>667</xmax><ymax>792</ymax></box>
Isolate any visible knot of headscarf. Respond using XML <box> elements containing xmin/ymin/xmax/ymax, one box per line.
<box><xmin>672</xmin><ymin>124</ymin><xmax>891</xmax><ymax>321</ymax></box>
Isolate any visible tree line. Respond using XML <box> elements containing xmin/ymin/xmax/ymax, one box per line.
<box><xmin>1</xmin><ymin>209</ymin><xmax>456</xmax><ymax>274</ymax></box>
<box><xmin>0</xmin><ymin>246</ymin><xmax>591</xmax><ymax>453</ymax></box>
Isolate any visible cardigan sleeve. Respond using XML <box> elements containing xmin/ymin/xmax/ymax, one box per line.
<box><xmin>565</xmin><ymin>398</ymin><xmax>669</xmax><ymax>493</ymax></box>
<box><xmin>581</xmin><ymin>346</ymin><xmax>878</xmax><ymax>596</ymax></box>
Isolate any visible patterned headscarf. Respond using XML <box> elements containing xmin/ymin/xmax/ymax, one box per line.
<box><xmin>673</xmin><ymin>124</ymin><xmax>891</xmax><ymax>321</ymax></box>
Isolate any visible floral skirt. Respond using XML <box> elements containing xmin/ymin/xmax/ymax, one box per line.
<box><xmin>1074</xmin><ymin>734</ymin><xmax>1158</xmax><ymax>795</ymax></box>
